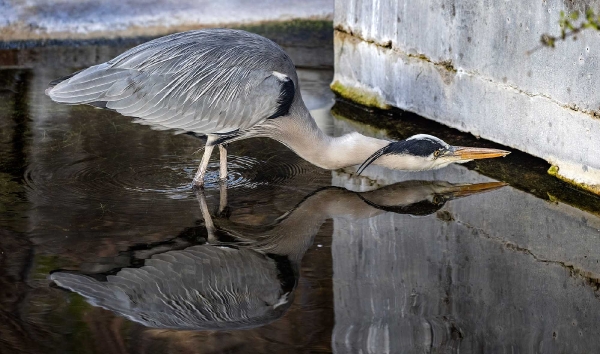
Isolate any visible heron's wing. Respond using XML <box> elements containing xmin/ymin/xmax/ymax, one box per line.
<box><xmin>46</xmin><ymin>29</ymin><xmax>296</xmax><ymax>134</ymax></box>
<box><xmin>50</xmin><ymin>245</ymin><xmax>288</xmax><ymax>330</ymax></box>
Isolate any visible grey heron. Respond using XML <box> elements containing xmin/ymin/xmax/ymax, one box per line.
<box><xmin>45</xmin><ymin>29</ymin><xmax>510</xmax><ymax>188</ymax></box>
<box><xmin>49</xmin><ymin>180</ymin><xmax>504</xmax><ymax>330</ymax></box>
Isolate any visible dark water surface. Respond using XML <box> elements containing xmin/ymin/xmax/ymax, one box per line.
<box><xmin>2</xmin><ymin>38</ymin><xmax>600</xmax><ymax>354</ymax></box>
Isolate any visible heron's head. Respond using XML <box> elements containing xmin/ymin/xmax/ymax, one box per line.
<box><xmin>357</xmin><ymin>134</ymin><xmax>510</xmax><ymax>175</ymax></box>
<box><xmin>359</xmin><ymin>180</ymin><xmax>507</xmax><ymax>215</ymax></box>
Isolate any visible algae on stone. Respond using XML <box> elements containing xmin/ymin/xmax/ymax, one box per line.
<box><xmin>330</xmin><ymin>81</ymin><xmax>390</xmax><ymax>110</ymax></box>
<box><xmin>548</xmin><ymin>165</ymin><xmax>600</xmax><ymax>195</ymax></box>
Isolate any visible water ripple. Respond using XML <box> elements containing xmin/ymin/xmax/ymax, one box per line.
<box><xmin>23</xmin><ymin>150</ymin><xmax>316</xmax><ymax>206</ymax></box>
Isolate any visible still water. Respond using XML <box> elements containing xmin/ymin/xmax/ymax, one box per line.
<box><xmin>1</xmin><ymin>37</ymin><xmax>600</xmax><ymax>354</ymax></box>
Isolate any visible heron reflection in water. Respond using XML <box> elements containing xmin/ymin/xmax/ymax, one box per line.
<box><xmin>50</xmin><ymin>180</ymin><xmax>505</xmax><ymax>330</ymax></box>
<box><xmin>46</xmin><ymin>29</ymin><xmax>510</xmax><ymax>188</ymax></box>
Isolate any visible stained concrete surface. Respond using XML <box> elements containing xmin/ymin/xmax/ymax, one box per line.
<box><xmin>333</xmin><ymin>0</ymin><xmax>600</xmax><ymax>193</ymax></box>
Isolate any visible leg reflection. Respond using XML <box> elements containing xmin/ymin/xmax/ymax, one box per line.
<box><xmin>218</xmin><ymin>179</ymin><xmax>228</xmax><ymax>216</ymax></box>
<box><xmin>196</xmin><ymin>190</ymin><xmax>217</xmax><ymax>243</ymax></box>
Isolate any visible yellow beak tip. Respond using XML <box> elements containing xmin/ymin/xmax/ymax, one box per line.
<box><xmin>453</xmin><ymin>147</ymin><xmax>512</xmax><ymax>160</ymax></box>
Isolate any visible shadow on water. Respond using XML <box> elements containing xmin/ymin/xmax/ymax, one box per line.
<box><xmin>2</xmin><ymin>30</ymin><xmax>600</xmax><ymax>354</ymax></box>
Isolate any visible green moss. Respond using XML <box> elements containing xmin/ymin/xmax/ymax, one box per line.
<box><xmin>44</xmin><ymin>268</ymin><xmax>95</xmax><ymax>353</ymax></box>
<box><xmin>547</xmin><ymin>193</ymin><xmax>559</xmax><ymax>204</ymax></box>
<box><xmin>64</xmin><ymin>293</ymin><xmax>96</xmax><ymax>354</ymax></box>
<box><xmin>33</xmin><ymin>254</ymin><xmax>78</xmax><ymax>280</ymax></box>
<box><xmin>330</xmin><ymin>81</ymin><xmax>390</xmax><ymax>110</ymax></box>
<box><xmin>547</xmin><ymin>165</ymin><xmax>600</xmax><ymax>195</ymax></box>
<box><xmin>548</xmin><ymin>165</ymin><xmax>560</xmax><ymax>176</ymax></box>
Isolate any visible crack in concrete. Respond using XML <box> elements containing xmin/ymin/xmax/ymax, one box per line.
<box><xmin>334</xmin><ymin>24</ymin><xmax>392</xmax><ymax>49</ymax></box>
<box><xmin>334</xmin><ymin>28</ymin><xmax>600</xmax><ymax>120</ymax></box>
<box><xmin>454</xmin><ymin>217</ymin><xmax>600</xmax><ymax>293</ymax></box>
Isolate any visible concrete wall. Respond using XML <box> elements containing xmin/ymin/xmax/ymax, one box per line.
<box><xmin>330</xmin><ymin>120</ymin><xmax>600</xmax><ymax>353</ymax></box>
<box><xmin>0</xmin><ymin>0</ymin><xmax>332</xmax><ymax>42</ymax></box>
<box><xmin>332</xmin><ymin>0</ymin><xmax>600</xmax><ymax>194</ymax></box>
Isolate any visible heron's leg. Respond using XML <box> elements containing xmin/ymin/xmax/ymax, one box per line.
<box><xmin>196</xmin><ymin>190</ymin><xmax>217</xmax><ymax>243</ymax></box>
<box><xmin>218</xmin><ymin>179</ymin><xmax>228</xmax><ymax>215</ymax></box>
<box><xmin>218</xmin><ymin>144</ymin><xmax>228</xmax><ymax>181</ymax></box>
<box><xmin>192</xmin><ymin>143</ymin><xmax>214</xmax><ymax>188</ymax></box>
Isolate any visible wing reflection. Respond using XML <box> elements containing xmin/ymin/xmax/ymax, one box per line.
<box><xmin>50</xmin><ymin>180</ymin><xmax>505</xmax><ymax>330</ymax></box>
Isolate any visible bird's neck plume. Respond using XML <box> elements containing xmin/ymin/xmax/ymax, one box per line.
<box><xmin>265</xmin><ymin>106</ymin><xmax>389</xmax><ymax>170</ymax></box>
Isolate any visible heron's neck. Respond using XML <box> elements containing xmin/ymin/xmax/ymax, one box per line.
<box><xmin>242</xmin><ymin>188</ymin><xmax>384</xmax><ymax>263</ymax></box>
<box><xmin>266</xmin><ymin>109</ymin><xmax>389</xmax><ymax>170</ymax></box>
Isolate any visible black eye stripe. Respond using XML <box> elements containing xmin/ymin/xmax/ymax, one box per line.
<box><xmin>385</xmin><ymin>139</ymin><xmax>445</xmax><ymax>157</ymax></box>
<box><xmin>356</xmin><ymin>137</ymin><xmax>448</xmax><ymax>175</ymax></box>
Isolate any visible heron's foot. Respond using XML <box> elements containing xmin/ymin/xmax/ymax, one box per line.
<box><xmin>191</xmin><ymin>177</ymin><xmax>205</xmax><ymax>190</ymax></box>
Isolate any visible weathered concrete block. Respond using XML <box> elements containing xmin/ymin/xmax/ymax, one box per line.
<box><xmin>333</xmin><ymin>0</ymin><xmax>600</xmax><ymax>194</ymax></box>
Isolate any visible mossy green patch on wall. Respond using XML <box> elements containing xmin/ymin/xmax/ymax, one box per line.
<box><xmin>548</xmin><ymin>165</ymin><xmax>600</xmax><ymax>195</ymax></box>
<box><xmin>330</xmin><ymin>81</ymin><xmax>390</xmax><ymax>110</ymax></box>
<box><xmin>33</xmin><ymin>254</ymin><xmax>79</xmax><ymax>280</ymax></box>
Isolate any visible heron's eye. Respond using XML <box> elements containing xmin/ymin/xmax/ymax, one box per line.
<box><xmin>433</xmin><ymin>150</ymin><xmax>442</xmax><ymax>158</ymax></box>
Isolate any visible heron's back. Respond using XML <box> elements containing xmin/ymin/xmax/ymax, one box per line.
<box><xmin>46</xmin><ymin>29</ymin><xmax>298</xmax><ymax>135</ymax></box>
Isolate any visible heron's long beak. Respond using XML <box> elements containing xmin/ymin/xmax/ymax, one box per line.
<box><xmin>450</xmin><ymin>146</ymin><xmax>510</xmax><ymax>161</ymax></box>
<box><xmin>445</xmin><ymin>181</ymin><xmax>507</xmax><ymax>199</ymax></box>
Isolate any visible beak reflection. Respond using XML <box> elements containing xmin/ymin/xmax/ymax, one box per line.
<box><xmin>445</xmin><ymin>181</ymin><xmax>508</xmax><ymax>199</ymax></box>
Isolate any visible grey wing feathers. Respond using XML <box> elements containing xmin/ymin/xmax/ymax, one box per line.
<box><xmin>50</xmin><ymin>245</ymin><xmax>289</xmax><ymax>330</ymax></box>
<box><xmin>46</xmin><ymin>29</ymin><xmax>297</xmax><ymax>134</ymax></box>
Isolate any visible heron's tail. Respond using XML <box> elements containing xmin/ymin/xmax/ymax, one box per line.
<box><xmin>45</xmin><ymin>63</ymin><xmax>131</xmax><ymax>109</ymax></box>
<box><xmin>45</xmin><ymin>70</ymin><xmax>84</xmax><ymax>95</ymax></box>
<box><xmin>49</xmin><ymin>272</ymin><xmax>119</xmax><ymax>306</ymax></box>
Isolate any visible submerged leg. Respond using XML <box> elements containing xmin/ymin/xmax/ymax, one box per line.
<box><xmin>218</xmin><ymin>144</ymin><xmax>228</xmax><ymax>181</ymax></box>
<box><xmin>196</xmin><ymin>190</ymin><xmax>217</xmax><ymax>243</ymax></box>
<box><xmin>192</xmin><ymin>143</ymin><xmax>214</xmax><ymax>188</ymax></box>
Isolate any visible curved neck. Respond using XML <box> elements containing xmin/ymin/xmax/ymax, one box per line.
<box><xmin>225</xmin><ymin>188</ymin><xmax>384</xmax><ymax>263</ymax></box>
<box><xmin>263</xmin><ymin>106</ymin><xmax>389</xmax><ymax>170</ymax></box>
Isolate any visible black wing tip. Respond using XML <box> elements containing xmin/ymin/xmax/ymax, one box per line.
<box><xmin>46</xmin><ymin>69</ymin><xmax>85</xmax><ymax>95</ymax></box>
<box><xmin>209</xmin><ymin>130</ymin><xmax>242</xmax><ymax>146</ymax></box>
<box><xmin>267</xmin><ymin>77</ymin><xmax>295</xmax><ymax>119</ymax></box>
<box><xmin>47</xmin><ymin>76</ymin><xmax>68</xmax><ymax>88</ymax></box>
<box><xmin>46</xmin><ymin>70</ymin><xmax>83</xmax><ymax>91</ymax></box>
